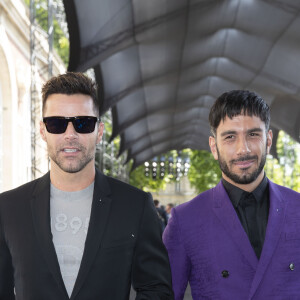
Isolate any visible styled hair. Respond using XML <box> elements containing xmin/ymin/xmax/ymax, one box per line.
<box><xmin>209</xmin><ymin>90</ymin><xmax>270</xmax><ymax>136</ymax></box>
<box><xmin>42</xmin><ymin>72</ymin><xmax>99</xmax><ymax>116</ymax></box>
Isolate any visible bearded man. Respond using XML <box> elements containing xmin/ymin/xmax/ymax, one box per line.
<box><xmin>163</xmin><ymin>90</ymin><xmax>300</xmax><ymax>300</ymax></box>
<box><xmin>0</xmin><ymin>72</ymin><xmax>173</xmax><ymax>300</ymax></box>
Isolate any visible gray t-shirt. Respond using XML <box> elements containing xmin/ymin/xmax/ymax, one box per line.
<box><xmin>50</xmin><ymin>182</ymin><xmax>94</xmax><ymax>297</ymax></box>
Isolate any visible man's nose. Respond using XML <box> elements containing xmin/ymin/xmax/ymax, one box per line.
<box><xmin>237</xmin><ymin>136</ymin><xmax>250</xmax><ymax>155</ymax></box>
<box><xmin>64</xmin><ymin>121</ymin><xmax>78</xmax><ymax>139</ymax></box>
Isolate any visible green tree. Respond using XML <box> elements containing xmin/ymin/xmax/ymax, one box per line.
<box><xmin>129</xmin><ymin>164</ymin><xmax>167</xmax><ymax>192</ymax></box>
<box><xmin>98</xmin><ymin>118</ymin><xmax>129</xmax><ymax>179</ymax></box>
<box><xmin>265</xmin><ymin>131</ymin><xmax>300</xmax><ymax>192</ymax></box>
<box><xmin>188</xmin><ymin>150</ymin><xmax>221</xmax><ymax>194</ymax></box>
<box><xmin>24</xmin><ymin>0</ymin><xmax>69</xmax><ymax>65</ymax></box>
<box><xmin>129</xmin><ymin>150</ymin><xmax>191</xmax><ymax>192</ymax></box>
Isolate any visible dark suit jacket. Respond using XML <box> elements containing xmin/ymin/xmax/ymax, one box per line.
<box><xmin>0</xmin><ymin>169</ymin><xmax>173</xmax><ymax>300</ymax></box>
<box><xmin>163</xmin><ymin>180</ymin><xmax>300</xmax><ymax>300</ymax></box>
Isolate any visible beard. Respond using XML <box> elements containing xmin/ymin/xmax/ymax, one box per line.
<box><xmin>48</xmin><ymin>142</ymin><xmax>95</xmax><ymax>173</ymax></box>
<box><xmin>216</xmin><ymin>145</ymin><xmax>267</xmax><ymax>185</ymax></box>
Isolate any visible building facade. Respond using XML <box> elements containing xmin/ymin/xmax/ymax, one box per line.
<box><xmin>0</xmin><ymin>0</ymin><xmax>65</xmax><ymax>192</ymax></box>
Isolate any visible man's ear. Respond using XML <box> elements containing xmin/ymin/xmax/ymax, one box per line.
<box><xmin>40</xmin><ymin>121</ymin><xmax>47</xmax><ymax>142</ymax></box>
<box><xmin>266</xmin><ymin>129</ymin><xmax>273</xmax><ymax>154</ymax></box>
<box><xmin>96</xmin><ymin>122</ymin><xmax>104</xmax><ymax>144</ymax></box>
<box><xmin>209</xmin><ymin>136</ymin><xmax>218</xmax><ymax>160</ymax></box>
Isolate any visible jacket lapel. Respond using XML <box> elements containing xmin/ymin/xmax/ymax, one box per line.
<box><xmin>71</xmin><ymin>169</ymin><xmax>112</xmax><ymax>300</ymax></box>
<box><xmin>248</xmin><ymin>180</ymin><xmax>286</xmax><ymax>299</ymax></box>
<box><xmin>212</xmin><ymin>182</ymin><xmax>258</xmax><ymax>270</ymax></box>
<box><xmin>31</xmin><ymin>172</ymin><xmax>69</xmax><ymax>298</ymax></box>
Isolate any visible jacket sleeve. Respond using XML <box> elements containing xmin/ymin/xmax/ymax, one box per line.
<box><xmin>131</xmin><ymin>193</ymin><xmax>174</xmax><ymax>300</ymax></box>
<box><xmin>162</xmin><ymin>208</ymin><xmax>190</xmax><ymax>300</ymax></box>
<box><xmin>0</xmin><ymin>211</ymin><xmax>15</xmax><ymax>300</ymax></box>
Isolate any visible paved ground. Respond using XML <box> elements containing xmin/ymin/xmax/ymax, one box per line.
<box><xmin>129</xmin><ymin>284</ymin><xmax>192</xmax><ymax>299</ymax></box>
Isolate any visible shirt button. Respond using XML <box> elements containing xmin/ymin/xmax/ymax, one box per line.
<box><xmin>289</xmin><ymin>263</ymin><xmax>295</xmax><ymax>271</ymax></box>
<box><xmin>221</xmin><ymin>270</ymin><xmax>229</xmax><ymax>278</ymax></box>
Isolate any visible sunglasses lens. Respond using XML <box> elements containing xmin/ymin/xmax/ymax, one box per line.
<box><xmin>44</xmin><ymin>118</ymin><xmax>68</xmax><ymax>134</ymax></box>
<box><xmin>43</xmin><ymin>117</ymin><xmax>98</xmax><ymax>134</ymax></box>
<box><xmin>73</xmin><ymin>117</ymin><xmax>97</xmax><ymax>133</ymax></box>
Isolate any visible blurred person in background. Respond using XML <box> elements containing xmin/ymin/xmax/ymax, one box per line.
<box><xmin>165</xmin><ymin>203</ymin><xmax>174</xmax><ymax>222</ymax></box>
<box><xmin>154</xmin><ymin>199</ymin><xmax>168</xmax><ymax>230</ymax></box>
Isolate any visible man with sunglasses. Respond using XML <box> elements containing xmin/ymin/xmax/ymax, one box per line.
<box><xmin>0</xmin><ymin>72</ymin><xmax>173</xmax><ymax>299</ymax></box>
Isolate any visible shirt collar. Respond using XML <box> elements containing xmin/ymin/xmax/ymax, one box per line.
<box><xmin>222</xmin><ymin>174</ymin><xmax>268</xmax><ymax>208</ymax></box>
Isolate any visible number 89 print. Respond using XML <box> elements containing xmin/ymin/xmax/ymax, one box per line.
<box><xmin>51</xmin><ymin>214</ymin><xmax>90</xmax><ymax>234</ymax></box>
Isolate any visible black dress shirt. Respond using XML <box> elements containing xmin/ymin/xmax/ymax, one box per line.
<box><xmin>222</xmin><ymin>176</ymin><xmax>269</xmax><ymax>259</ymax></box>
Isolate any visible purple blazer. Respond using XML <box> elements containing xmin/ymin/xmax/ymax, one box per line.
<box><xmin>163</xmin><ymin>180</ymin><xmax>300</xmax><ymax>300</ymax></box>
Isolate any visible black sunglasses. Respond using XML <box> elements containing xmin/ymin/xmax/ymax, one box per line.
<box><xmin>43</xmin><ymin>116</ymin><xmax>100</xmax><ymax>134</ymax></box>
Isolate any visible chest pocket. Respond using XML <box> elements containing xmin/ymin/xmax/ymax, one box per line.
<box><xmin>102</xmin><ymin>234</ymin><xmax>136</xmax><ymax>249</ymax></box>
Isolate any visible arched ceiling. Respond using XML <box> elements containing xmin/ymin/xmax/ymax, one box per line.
<box><xmin>63</xmin><ymin>0</ymin><xmax>300</xmax><ymax>168</ymax></box>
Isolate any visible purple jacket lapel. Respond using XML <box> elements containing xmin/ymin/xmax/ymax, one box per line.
<box><xmin>212</xmin><ymin>182</ymin><xmax>258</xmax><ymax>270</ymax></box>
<box><xmin>248</xmin><ymin>180</ymin><xmax>287</xmax><ymax>299</ymax></box>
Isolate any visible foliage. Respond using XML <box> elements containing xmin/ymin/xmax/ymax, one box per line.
<box><xmin>265</xmin><ymin>131</ymin><xmax>300</xmax><ymax>192</ymax></box>
<box><xmin>129</xmin><ymin>149</ymin><xmax>191</xmax><ymax>192</ymax></box>
<box><xmin>188</xmin><ymin>150</ymin><xmax>222</xmax><ymax>193</ymax></box>
<box><xmin>129</xmin><ymin>164</ymin><xmax>167</xmax><ymax>193</ymax></box>
<box><xmin>96</xmin><ymin>114</ymin><xmax>129</xmax><ymax>179</ymax></box>
<box><xmin>24</xmin><ymin>0</ymin><xmax>69</xmax><ymax>65</ymax></box>
<box><xmin>53</xmin><ymin>19</ymin><xmax>69</xmax><ymax>65</ymax></box>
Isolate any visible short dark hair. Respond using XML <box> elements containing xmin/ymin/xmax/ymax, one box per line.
<box><xmin>209</xmin><ymin>90</ymin><xmax>270</xmax><ymax>136</ymax></box>
<box><xmin>153</xmin><ymin>199</ymin><xmax>160</xmax><ymax>206</ymax></box>
<box><xmin>42</xmin><ymin>72</ymin><xmax>99</xmax><ymax>116</ymax></box>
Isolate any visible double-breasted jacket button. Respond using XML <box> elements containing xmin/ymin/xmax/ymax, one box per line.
<box><xmin>289</xmin><ymin>263</ymin><xmax>295</xmax><ymax>271</ymax></box>
<box><xmin>221</xmin><ymin>270</ymin><xmax>229</xmax><ymax>278</ymax></box>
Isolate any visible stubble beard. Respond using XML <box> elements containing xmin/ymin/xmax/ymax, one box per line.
<box><xmin>48</xmin><ymin>143</ymin><xmax>95</xmax><ymax>174</ymax></box>
<box><xmin>216</xmin><ymin>145</ymin><xmax>267</xmax><ymax>185</ymax></box>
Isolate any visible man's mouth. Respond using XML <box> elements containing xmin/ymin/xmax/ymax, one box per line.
<box><xmin>232</xmin><ymin>156</ymin><xmax>257</xmax><ymax>168</ymax></box>
<box><xmin>63</xmin><ymin>148</ymin><xmax>79</xmax><ymax>153</ymax></box>
<box><xmin>235</xmin><ymin>160</ymin><xmax>254</xmax><ymax>168</ymax></box>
